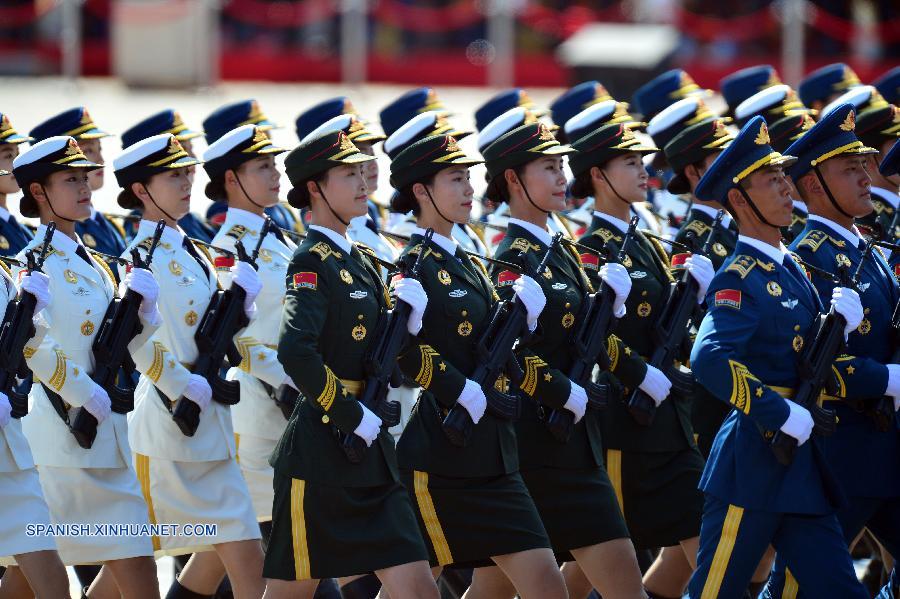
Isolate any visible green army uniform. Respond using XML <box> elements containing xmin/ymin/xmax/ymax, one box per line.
<box><xmin>265</xmin><ymin>133</ymin><xmax>427</xmax><ymax>582</ymax></box>
<box><xmin>387</xmin><ymin>133</ymin><xmax>551</xmax><ymax>569</ymax></box>
<box><xmin>571</xmin><ymin>123</ymin><xmax>704</xmax><ymax>550</ymax></box>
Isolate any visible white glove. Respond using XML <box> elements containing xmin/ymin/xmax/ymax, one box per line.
<box><xmin>230</xmin><ymin>261</ymin><xmax>262</xmax><ymax>317</ymax></box>
<box><xmin>0</xmin><ymin>392</ymin><xmax>10</xmax><ymax>429</ymax></box>
<box><xmin>183</xmin><ymin>374</ymin><xmax>212</xmax><ymax>412</ymax></box>
<box><xmin>599</xmin><ymin>262</ymin><xmax>631</xmax><ymax>318</ymax></box>
<box><xmin>83</xmin><ymin>385</ymin><xmax>112</xmax><ymax>423</ymax></box>
<box><xmin>123</xmin><ymin>267</ymin><xmax>160</xmax><ymax>316</ymax></box>
<box><xmin>564</xmin><ymin>381</ymin><xmax>588</xmax><ymax>423</ymax></box>
<box><xmin>352</xmin><ymin>403</ymin><xmax>382</xmax><ymax>447</ymax></box>
<box><xmin>685</xmin><ymin>254</ymin><xmax>714</xmax><ymax>303</ymax></box>
<box><xmin>831</xmin><ymin>287</ymin><xmax>863</xmax><ymax>338</ymax></box>
<box><xmin>779</xmin><ymin>399</ymin><xmax>814</xmax><ymax>445</ymax></box>
<box><xmin>20</xmin><ymin>272</ymin><xmax>50</xmax><ymax>316</ymax></box>
<box><xmin>638</xmin><ymin>364</ymin><xmax>672</xmax><ymax>407</ymax></box>
<box><xmin>457</xmin><ymin>378</ymin><xmax>487</xmax><ymax>424</ymax></box>
<box><xmin>513</xmin><ymin>274</ymin><xmax>546</xmax><ymax>332</ymax></box>
<box><xmin>886</xmin><ymin>364</ymin><xmax>900</xmax><ymax>412</ymax></box>
<box><xmin>392</xmin><ymin>277</ymin><xmax>428</xmax><ymax>335</ymax></box>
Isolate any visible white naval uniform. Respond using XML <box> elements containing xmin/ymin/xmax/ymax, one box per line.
<box><xmin>0</xmin><ymin>265</ymin><xmax>58</xmax><ymax>565</ymax></box>
<box><xmin>211</xmin><ymin>208</ymin><xmax>295</xmax><ymax>521</ymax></box>
<box><xmin>16</xmin><ymin>225</ymin><xmax>155</xmax><ymax>565</ymax></box>
<box><xmin>124</xmin><ymin>219</ymin><xmax>259</xmax><ymax>556</ymax></box>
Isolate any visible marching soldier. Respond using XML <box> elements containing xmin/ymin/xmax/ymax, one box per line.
<box><xmin>719</xmin><ymin>65</ymin><xmax>782</xmax><ymax>117</ymax></box>
<box><xmin>798</xmin><ymin>63</ymin><xmax>862</xmax><ymax>115</ymax></box>
<box><xmin>474</xmin><ymin>122</ymin><xmax>649</xmax><ymax>599</ymax></box>
<box><xmin>687</xmin><ymin>115</ymin><xmax>885</xmax><ymax>598</ymax></box>
<box><xmin>879</xmin><ymin>142</ymin><xmax>900</xmax><ymax>275</ymax></box>
<box><xmin>874</xmin><ymin>66</ymin><xmax>900</xmax><ymax>106</ymax></box>
<box><xmin>0</xmin><ymin>114</ymin><xmax>34</xmax><ymax>255</ymax></box>
<box><xmin>29</xmin><ymin>107</ymin><xmax>128</xmax><ymax>256</ymax></box>
<box><xmin>570</xmin><ymin>123</ymin><xmax>713</xmax><ymax>599</ymax></box>
<box><xmin>632</xmin><ymin>69</ymin><xmax>710</xmax><ymax>121</ymax></box>
<box><xmin>114</xmin><ymin>133</ymin><xmax>265</xmax><ymax>598</ymax></box>
<box><xmin>765</xmin><ymin>104</ymin><xmax>900</xmax><ymax>597</ymax></box>
<box><xmin>388</xmin><ymin>134</ymin><xmax>568</xmax><ymax>598</ymax></box>
<box><xmin>263</xmin><ymin>129</ymin><xmax>438</xmax><ymax>599</ymax></box>
<box><xmin>12</xmin><ymin>136</ymin><xmax>162</xmax><ymax>598</ymax></box>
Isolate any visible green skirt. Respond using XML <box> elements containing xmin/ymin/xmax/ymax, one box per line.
<box><xmin>521</xmin><ymin>465</ymin><xmax>630</xmax><ymax>561</ymax></box>
<box><xmin>400</xmin><ymin>469</ymin><xmax>550</xmax><ymax>569</ymax></box>
<box><xmin>264</xmin><ymin>472</ymin><xmax>428</xmax><ymax>581</ymax></box>
<box><xmin>603</xmin><ymin>445</ymin><xmax>705</xmax><ymax>550</ymax></box>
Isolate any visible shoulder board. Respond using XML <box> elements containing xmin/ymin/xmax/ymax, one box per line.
<box><xmin>407</xmin><ymin>244</ymin><xmax>442</xmax><ymax>260</ymax></box>
<box><xmin>795</xmin><ymin>229</ymin><xmax>846</xmax><ymax>252</ymax></box>
<box><xmin>225</xmin><ymin>224</ymin><xmax>251</xmax><ymax>242</ymax></box>
<box><xmin>136</xmin><ymin>236</ymin><xmax>172</xmax><ymax>253</ymax></box>
<box><xmin>683</xmin><ymin>219</ymin><xmax>711</xmax><ymax>238</ymax></box>
<box><xmin>354</xmin><ymin>242</ymin><xmax>378</xmax><ymax>260</ymax></box>
<box><xmin>725</xmin><ymin>254</ymin><xmax>759</xmax><ymax>279</ymax></box>
<box><xmin>310</xmin><ymin>241</ymin><xmax>343</xmax><ymax>261</ymax></box>
<box><xmin>755</xmin><ymin>259</ymin><xmax>776</xmax><ymax>272</ymax></box>
<box><xmin>30</xmin><ymin>243</ymin><xmax>61</xmax><ymax>259</ymax></box>
<box><xmin>510</xmin><ymin>237</ymin><xmax>542</xmax><ymax>254</ymax></box>
<box><xmin>788</xmin><ymin>252</ymin><xmax>811</xmax><ymax>279</ymax></box>
<box><xmin>591</xmin><ymin>228</ymin><xmax>622</xmax><ymax>245</ymax></box>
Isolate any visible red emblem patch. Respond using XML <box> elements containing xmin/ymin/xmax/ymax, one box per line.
<box><xmin>714</xmin><ymin>289</ymin><xmax>742</xmax><ymax>309</ymax></box>
<box><xmin>671</xmin><ymin>252</ymin><xmax>691</xmax><ymax>268</ymax></box>
<box><xmin>580</xmin><ymin>253</ymin><xmax>599</xmax><ymax>270</ymax></box>
<box><xmin>214</xmin><ymin>255</ymin><xmax>235</xmax><ymax>271</ymax></box>
<box><xmin>497</xmin><ymin>270</ymin><xmax>519</xmax><ymax>287</ymax></box>
<box><xmin>293</xmin><ymin>272</ymin><xmax>317</xmax><ymax>290</ymax></box>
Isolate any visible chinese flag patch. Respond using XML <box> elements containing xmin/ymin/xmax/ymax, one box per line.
<box><xmin>714</xmin><ymin>289</ymin><xmax>741</xmax><ymax>309</ymax></box>
<box><xmin>214</xmin><ymin>255</ymin><xmax>235</xmax><ymax>271</ymax></box>
<box><xmin>293</xmin><ymin>272</ymin><xmax>317</xmax><ymax>290</ymax></box>
<box><xmin>671</xmin><ymin>252</ymin><xmax>691</xmax><ymax>268</ymax></box>
<box><xmin>497</xmin><ymin>270</ymin><xmax>519</xmax><ymax>287</ymax></box>
<box><xmin>894</xmin><ymin>263</ymin><xmax>900</xmax><ymax>282</ymax></box>
<box><xmin>580</xmin><ymin>253</ymin><xmax>599</xmax><ymax>270</ymax></box>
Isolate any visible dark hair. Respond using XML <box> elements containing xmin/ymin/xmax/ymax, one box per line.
<box><xmin>569</xmin><ymin>170</ymin><xmax>594</xmax><ymax>200</ymax></box>
<box><xmin>19</xmin><ymin>173</ymin><xmax>52</xmax><ymax>218</ymax></box>
<box><xmin>204</xmin><ymin>176</ymin><xmax>227</xmax><ymax>202</ymax></box>
<box><xmin>287</xmin><ymin>169</ymin><xmax>329</xmax><ymax>209</ymax></box>
<box><xmin>117</xmin><ymin>177</ymin><xmax>152</xmax><ymax>210</ymax></box>
<box><xmin>482</xmin><ymin>164</ymin><xmax>527</xmax><ymax>204</ymax></box>
<box><xmin>392</xmin><ymin>172</ymin><xmax>437</xmax><ymax>215</ymax></box>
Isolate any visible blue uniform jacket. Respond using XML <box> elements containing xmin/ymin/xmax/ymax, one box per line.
<box><xmin>0</xmin><ymin>215</ymin><xmax>33</xmax><ymax>256</ymax></box>
<box><xmin>691</xmin><ymin>240</ymin><xmax>888</xmax><ymax>515</ymax></box>
<box><xmin>790</xmin><ymin>220</ymin><xmax>900</xmax><ymax>498</ymax></box>
<box><xmin>75</xmin><ymin>212</ymin><xmax>126</xmax><ymax>256</ymax></box>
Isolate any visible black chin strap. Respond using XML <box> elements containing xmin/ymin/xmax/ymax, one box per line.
<box><xmin>599</xmin><ymin>170</ymin><xmax>632</xmax><ymax>206</ymax></box>
<box><xmin>39</xmin><ymin>184</ymin><xmax>76</xmax><ymax>223</ymax></box>
<box><xmin>314</xmin><ymin>181</ymin><xmax>349</xmax><ymax>227</ymax></box>
<box><xmin>516</xmin><ymin>177</ymin><xmax>550</xmax><ymax>214</ymax></box>
<box><xmin>813</xmin><ymin>165</ymin><xmax>855</xmax><ymax>219</ymax></box>
<box><xmin>143</xmin><ymin>185</ymin><xmax>179</xmax><ymax>224</ymax></box>
<box><xmin>736</xmin><ymin>184</ymin><xmax>780</xmax><ymax>229</ymax></box>
<box><xmin>423</xmin><ymin>185</ymin><xmax>457</xmax><ymax>225</ymax></box>
<box><xmin>234</xmin><ymin>172</ymin><xmax>266</xmax><ymax>210</ymax></box>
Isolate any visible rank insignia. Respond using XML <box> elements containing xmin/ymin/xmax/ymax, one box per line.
<box><xmin>458</xmin><ymin>320</ymin><xmax>473</xmax><ymax>336</ymax></box>
<box><xmin>637</xmin><ymin>301</ymin><xmax>652</xmax><ymax>317</ymax></box>
<box><xmin>80</xmin><ymin>320</ymin><xmax>94</xmax><ymax>336</ymax></box>
<box><xmin>793</xmin><ymin>334</ymin><xmax>804</xmax><ymax>352</ymax></box>
<box><xmin>714</xmin><ymin>289</ymin><xmax>742</xmax><ymax>310</ymax></box>
<box><xmin>340</xmin><ymin>269</ymin><xmax>353</xmax><ymax>284</ymax></box>
<box><xmin>293</xmin><ymin>272</ymin><xmax>317</xmax><ymax>290</ymax></box>
<box><xmin>169</xmin><ymin>261</ymin><xmax>183</xmax><ymax>276</ymax></box>
<box><xmin>562</xmin><ymin>312</ymin><xmax>575</xmax><ymax>328</ymax></box>
<box><xmin>351</xmin><ymin>324</ymin><xmax>367</xmax><ymax>341</ymax></box>
<box><xmin>497</xmin><ymin>270</ymin><xmax>518</xmax><ymax>287</ymax></box>
<box><xmin>64</xmin><ymin>269</ymin><xmax>78</xmax><ymax>284</ymax></box>
<box><xmin>766</xmin><ymin>281</ymin><xmax>782</xmax><ymax>296</ymax></box>
<box><xmin>184</xmin><ymin>310</ymin><xmax>198</xmax><ymax>326</ymax></box>
<box><xmin>438</xmin><ymin>269</ymin><xmax>451</xmax><ymax>285</ymax></box>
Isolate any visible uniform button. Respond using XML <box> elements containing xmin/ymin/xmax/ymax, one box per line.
<box><xmin>641</xmin><ymin>291</ymin><xmax>648</xmax><ymax>297</ymax></box>
<box><xmin>85</xmin><ymin>309</ymin><xmax>90</xmax><ymax>314</ymax></box>
<box><xmin>358</xmin><ymin>314</ymin><xmax>364</xmax><ymax>320</ymax></box>
<box><xmin>461</xmin><ymin>310</ymin><xmax>468</xmax><ymax>316</ymax></box>
<box><xmin>565</xmin><ymin>302</ymin><xmax>571</xmax><ymax>308</ymax></box>
<box><xmin>794</xmin><ymin>325</ymin><xmax>800</xmax><ymax>331</ymax></box>
<box><xmin>321</xmin><ymin>414</ymin><xmax>330</xmax><ymax>424</ymax></box>
<box><xmin>189</xmin><ymin>300</ymin><xmax>194</xmax><ymax>305</ymax></box>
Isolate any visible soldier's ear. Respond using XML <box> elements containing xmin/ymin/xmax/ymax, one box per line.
<box><xmin>726</xmin><ymin>187</ymin><xmax>745</xmax><ymax>208</ymax></box>
<box><xmin>503</xmin><ymin>168</ymin><xmax>520</xmax><ymax>189</ymax></box>
<box><xmin>796</xmin><ymin>171</ymin><xmax>819</xmax><ymax>199</ymax></box>
<box><xmin>684</xmin><ymin>164</ymin><xmax>701</xmax><ymax>187</ymax></box>
<box><xmin>28</xmin><ymin>182</ymin><xmax>46</xmax><ymax>201</ymax></box>
<box><xmin>411</xmin><ymin>181</ymin><xmax>428</xmax><ymax>203</ymax></box>
<box><xmin>306</xmin><ymin>179</ymin><xmax>321</xmax><ymax>200</ymax></box>
<box><xmin>224</xmin><ymin>168</ymin><xmax>239</xmax><ymax>188</ymax></box>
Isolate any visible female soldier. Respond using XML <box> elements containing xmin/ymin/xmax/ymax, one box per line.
<box><xmin>0</xmin><ymin>165</ymin><xmax>68</xmax><ymax>597</ymax></box>
<box><xmin>387</xmin><ymin>134</ymin><xmax>567</xmax><ymax>599</ymax></box>
<box><xmin>114</xmin><ymin>133</ymin><xmax>265</xmax><ymax>598</ymax></box>
<box><xmin>202</xmin><ymin>124</ymin><xmax>293</xmax><ymax>543</ymax></box>
<box><xmin>263</xmin><ymin>129</ymin><xmax>438</xmax><ymax>599</ymax></box>
<box><xmin>0</xmin><ymin>114</ymin><xmax>34</xmax><ymax>255</ymax></box>
<box><xmin>11</xmin><ymin>136</ymin><xmax>162</xmax><ymax>598</ymax></box>
<box><xmin>570</xmin><ymin>123</ymin><xmax>714</xmax><ymax>599</ymax></box>
<box><xmin>469</xmin><ymin>121</ymin><xmax>648</xmax><ymax>599</ymax></box>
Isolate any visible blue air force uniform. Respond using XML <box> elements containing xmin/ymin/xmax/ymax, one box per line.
<box><xmin>687</xmin><ymin>116</ymin><xmax>878</xmax><ymax>599</ymax></box>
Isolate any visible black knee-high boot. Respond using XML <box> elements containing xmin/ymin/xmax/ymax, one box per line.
<box><xmin>339</xmin><ymin>573</ymin><xmax>381</xmax><ymax>599</ymax></box>
<box><xmin>165</xmin><ymin>578</ymin><xmax>215</xmax><ymax>599</ymax></box>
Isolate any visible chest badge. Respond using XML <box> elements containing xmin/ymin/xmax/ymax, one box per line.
<box><xmin>80</xmin><ymin>320</ymin><xmax>94</xmax><ymax>336</ymax></box>
<box><xmin>858</xmin><ymin>318</ymin><xmax>871</xmax><ymax>335</ymax></box>
<box><xmin>438</xmin><ymin>269</ymin><xmax>451</xmax><ymax>285</ymax></box>
<box><xmin>259</xmin><ymin>249</ymin><xmax>272</xmax><ymax>263</ymax></box>
<box><xmin>562</xmin><ymin>312</ymin><xmax>575</xmax><ymax>328</ymax></box>
<box><xmin>449</xmin><ymin>289</ymin><xmax>467</xmax><ymax>298</ymax></box>
<box><xmin>457</xmin><ymin>320</ymin><xmax>473</xmax><ymax>336</ymax></box>
<box><xmin>792</xmin><ymin>334</ymin><xmax>804</xmax><ymax>352</ymax></box>
<box><xmin>64</xmin><ymin>269</ymin><xmax>78</xmax><ymax>284</ymax></box>
<box><xmin>630</xmin><ymin>270</ymin><xmax>647</xmax><ymax>279</ymax></box>
<box><xmin>780</xmin><ymin>298</ymin><xmax>798</xmax><ymax>310</ymax></box>
<box><xmin>169</xmin><ymin>261</ymin><xmax>183</xmax><ymax>276</ymax></box>
<box><xmin>552</xmin><ymin>282</ymin><xmax>567</xmax><ymax>290</ymax></box>
<box><xmin>185</xmin><ymin>310</ymin><xmax>198</xmax><ymax>326</ymax></box>
<box><xmin>349</xmin><ymin>290</ymin><xmax>368</xmax><ymax>299</ymax></box>
<box><xmin>857</xmin><ymin>282</ymin><xmax>870</xmax><ymax>293</ymax></box>
<box><xmin>82</xmin><ymin>233</ymin><xmax>96</xmax><ymax>248</ymax></box>
<box><xmin>835</xmin><ymin>253</ymin><xmax>852</xmax><ymax>268</ymax></box>
<box><xmin>0</xmin><ymin>236</ymin><xmax>8</xmax><ymax>251</ymax></box>
<box><xmin>72</xmin><ymin>287</ymin><xmax>90</xmax><ymax>297</ymax></box>
<box><xmin>713</xmin><ymin>242</ymin><xmax>727</xmax><ymax>257</ymax></box>
<box><xmin>542</xmin><ymin>267</ymin><xmax>552</xmax><ymax>280</ymax></box>
<box><xmin>637</xmin><ymin>301</ymin><xmax>652</xmax><ymax>317</ymax></box>
<box><xmin>766</xmin><ymin>281</ymin><xmax>782</xmax><ymax>297</ymax></box>
<box><xmin>351</xmin><ymin>323</ymin><xmax>367</xmax><ymax>341</ymax></box>
<box><xmin>340</xmin><ymin>269</ymin><xmax>353</xmax><ymax>284</ymax></box>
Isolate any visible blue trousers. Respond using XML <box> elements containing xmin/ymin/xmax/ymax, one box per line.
<box><xmin>767</xmin><ymin>494</ymin><xmax>900</xmax><ymax>598</ymax></box>
<box><xmin>688</xmin><ymin>494</ymin><xmax>867</xmax><ymax>599</ymax></box>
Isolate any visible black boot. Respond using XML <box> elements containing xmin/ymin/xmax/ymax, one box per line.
<box><xmin>259</xmin><ymin>520</ymin><xmax>273</xmax><ymax>554</ymax></box>
<box><xmin>313</xmin><ymin>578</ymin><xmax>342</xmax><ymax>599</ymax></box>
<box><xmin>437</xmin><ymin>567</ymin><xmax>472</xmax><ymax>598</ymax></box>
<box><xmin>339</xmin><ymin>573</ymin><xmax>381</xmax><ymax>599</ymax></box>
<box><xmin>74</xmin><ymin>564</ymin><xmax>102</xmax><ymax>589</ymax></box>
<box><xmin>165</xmin><ymin>579</ymin><xmax>214</xmax><ymax>599</ymax></box>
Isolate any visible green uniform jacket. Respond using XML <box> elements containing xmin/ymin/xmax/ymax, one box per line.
<box><xmin>577</xmin><ymin>213</ymin><xmax>694</xmax><ymax>453</ymax></box>
<box><xmin>491</xmin><ymin>222</ymin><xmax>646</xmax><ymax>470</ymax></box>
<box><xmin>395</xmin><ymin>233</ymin><xmax>527</xmax><ymax>478</ymax></box>
<box><xmin>272</xmin><ymin>228</ymin><xmax>397</xmax><ymax>487</ymax></box>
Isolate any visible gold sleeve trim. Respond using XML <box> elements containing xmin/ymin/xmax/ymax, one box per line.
<box><xmin>606</xmin><ymin>336</ymin><xmax>620</xmax><ymax>372</ymax></box>
<box><xmin>519</xmin><ymin>355</ymin><xmax>548</xmax><ymax>397</ymax></box>
<box><xmin>48</xmin><ymin>348</ymin><xmax>67</xmax><ymax>391</ymax></box>
<box><xmin>147</xmin><ymin>341</ymin><xmax>169</xmax><ymax>383</ymax></box>
<box><xmin>414</xmin><ymin>345</ymin><xmax>440</xmax><ymax>389</ymax></box>
<box><xmin>236</xmin><ymin>336</ymin><xmax>264</xmax><ymax>373</ymax></box>
<box><xmin>316</xmin><ymin>367</ymin><xmax>338</xmax><ymax>411</ymax></box>
<box><xmin>728</xmin><ymin>359</ymin><xmax>758</xmax><ymax>415</ymax></box>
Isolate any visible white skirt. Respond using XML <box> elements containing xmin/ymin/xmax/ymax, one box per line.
<box><xmin>36</xmin><ymin>464</ymin><xmax>154</xmax><ymax>565</ymax></box>
<box><xmin>134</xmin><ymin>453</ymin><xmax>261</xmax><ymax>557</ymax></box>
<box><xmin>0</xmin><ymin>467</ymin><xmax>57</xmax><ymax>565</ymax></box>
<box><xmin>235</xmin><ymin>433</ymin><xmax>275</xmax><ymax>521</ymax></box>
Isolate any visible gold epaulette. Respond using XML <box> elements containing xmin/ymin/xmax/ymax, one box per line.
<box><xmin>136</xmin><ymin>236</ymin><xmax>172</xmax><ymax>253</ymax></box>
<box><xmin>510</xmin><ymin>237</ymin><xmax>541</xmax><ymax>254</ymax></box>
<box><xmin>0</xmin><ymin>259</ymin><xmax>11</xmax><ymax>279</ymax></box>
<box><xmin>225</xmin><ymin>224</ymin><xmax>251</xmax><ymax>242</ymax></box>
<box><xmin>795</xmin><ymin>229</ymin><xmax>846</xmax><ymax>252</ymax></box>
<box><xmin>354</xmin><ymin>242</ymin><xmax>377</xmax><ymax>260</ymax></box>
<box><xmin>591</xmin><ymin>228</ymin><xmax>622</xmax><ymax>245</ymax></box>
<box><xmin>725</xmin><ymin>254</ymin><xmax>758</xmax><ymax>279</ymax></box>
<box><xmin>407</xmin><ymin>244</ymin><xmax>442</xmax><ymax>260</ymax></box>
<box><xmin>310</xmin><ymin>241</ymin><xmax>342</xmax><ymax>261</ymax></box>
<box><xmin>683</xmin><ymin>219</ymin><xmax>711</xmax><ymax>238</ymax></box>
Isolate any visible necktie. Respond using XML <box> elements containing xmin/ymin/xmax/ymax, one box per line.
<box><xmin>182</xmin><ymin>238</ymin><xmax>210</xmax><ymax>278</ymax></box>
<box><xmin>75</xmin><ymin>244</ymin><xmax>92</xmax><ymax>265</ymax></box>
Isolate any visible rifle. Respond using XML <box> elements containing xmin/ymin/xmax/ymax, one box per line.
<box><xmin>165</xmin><ymin>218</ymin><xmax>271</xmax><ymax>436</ymax></box>
<box><xmin>625</xmin><ymin>210</ymin><xmax>726</xmax><ymax>426</ymax></box>
<box><xmin>442</xmin><ymin>234</ymin><xmax>562</xmax><ymax>447</ymax></box>
<box><xmin>544</xmin><ymin>217</ymin><xmax>639</xmax><ymax>443</ymax></box>
<box><xmin>68</xmin><ymin>220</ymin><xmax>165</xmax><ymax>449</ymax></box>
<box><xmin>0</xmin><ymin>223</ymin><xmax>55</xmax><ymax>419</ymax></box>
<box><xmin>338</xmin><ymin>229</ymin><xmax>435</xmax><ymax>463</ymax></box>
